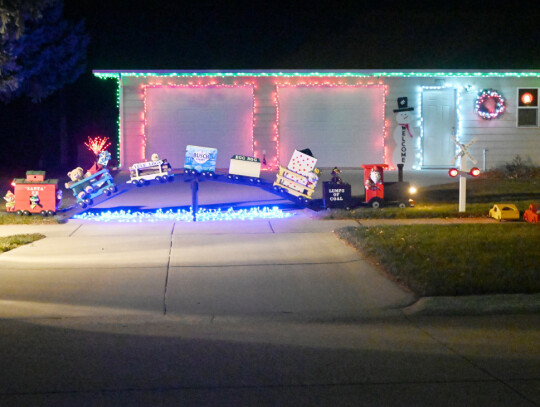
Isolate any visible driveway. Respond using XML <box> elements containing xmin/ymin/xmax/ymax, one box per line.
<box><xmin>0</xmin><ymin>212</ymin><xmax>414</xmax><ymax>320</ymax></box>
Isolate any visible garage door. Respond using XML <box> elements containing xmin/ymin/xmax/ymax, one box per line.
<box><xmin>145</xmin><ymin>86</ymin><xmax>253</xmax><ymax>169</ymax></box>
<box><xmin>277</xmin><ymin>86</ymin><xmax>386</xmax><ymax>168</ymax></box>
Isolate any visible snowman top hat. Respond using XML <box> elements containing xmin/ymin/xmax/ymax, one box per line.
<box><xmin>393</xmin><ymin>97</ymin><xmax>414</xmax><ymax>112</ymax></box>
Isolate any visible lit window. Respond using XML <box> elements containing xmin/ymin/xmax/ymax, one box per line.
<box><xmin>517</xmin><ymin>88</ymin><xmax>538</xmax><ymax>127</ymax></box>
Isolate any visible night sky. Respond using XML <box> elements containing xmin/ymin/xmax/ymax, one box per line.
<box><xmin>63</xmin><ymin>0</ymin><xmax>539</xmax><ymax>69</ymax></box>
<box><xmin>1</xmin><ymin>0</ymin><xmax>539</xmax><ymax>172</ymax></box>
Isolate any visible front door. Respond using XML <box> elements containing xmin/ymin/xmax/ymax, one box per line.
<box><xmin>421</xmin><ymin>88</ymin><xmax>457</xmax><ymax>168</ymax></box>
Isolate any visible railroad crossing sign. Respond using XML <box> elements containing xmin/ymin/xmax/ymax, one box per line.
<box><xmin>450</xmin><ymin>137</ymin><xmax>480</xmax><ymax>212</ymax></box>
<box><xmin>452</xmin><ymin>137</ymin><xmax>477</xmax><ymax>165</ymax></box>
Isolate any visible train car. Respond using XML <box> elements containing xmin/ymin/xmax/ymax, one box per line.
<box><xmin>229</xmin><ymin>155</ymin><xmax>261</xmax><ymax>178</ymax></box>
<box><xmin>128</xmin><ymin>158</ymin><xmax>173</xmax><ymax>186</ymax></box>
<box><xmin>11</xmin><ymin>171</ymin><xmax>62</xmax><ymax>216</ymax></box>
<box><xmin>67</xmin><ymin>168</ymin><xmax>117</xmax><ymax>208</ymax></box>
<box><xmin>274</xmin><ymin>166</ymin><xmax>317</xmax><ymax>200</ymax></box>
<box><xmin>273</xmin><ymin>149</ymin><xmax>319</xmax><ymax>203</ymax></box>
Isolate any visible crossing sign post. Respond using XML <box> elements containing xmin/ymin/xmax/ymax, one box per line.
<box><xmin>449</xmin><ymin>137</ymin><xmax>481</xmax><ymax>212</ymax></box>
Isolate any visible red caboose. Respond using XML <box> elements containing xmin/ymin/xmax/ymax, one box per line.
<box><xmin>12</xmin><ymin>171</ymin><xmax>62</xmax><ymax>216</ymax></box>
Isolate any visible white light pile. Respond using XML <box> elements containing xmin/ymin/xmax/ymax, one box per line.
<box><xmin>73</xmin><ymin>207</ymin><xmax>291</xmax><ymax>223</ymax></box>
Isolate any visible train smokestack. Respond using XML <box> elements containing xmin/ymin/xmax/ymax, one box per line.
<box><xmin>397</xmin><ymin>164</ymin><xmax>404</xmax><ymax>182</ymax></box>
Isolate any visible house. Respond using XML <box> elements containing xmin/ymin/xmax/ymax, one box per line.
<box><xmin>92</xmin><ymin>70</ymin><xmax>540</xmax><ymax>172</ymax></box>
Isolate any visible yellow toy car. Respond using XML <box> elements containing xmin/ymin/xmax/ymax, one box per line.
<box><xmin>489</xmin><ymin>204</ymin><xmax>520</xmax><ymax>221</ymax></box>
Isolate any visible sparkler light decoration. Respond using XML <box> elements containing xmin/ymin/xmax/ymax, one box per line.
<box><xmin>73</xmin><ymin>206</ymin><xmax>291</xmax><ymax>222</ymax></box>
<box><xmin>85</xmin><ymin>136</ymin><xmax>112</xmax><ymax>156</ymax></box>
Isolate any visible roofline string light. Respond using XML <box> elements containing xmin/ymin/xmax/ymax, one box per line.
<box><xmin>94</xmin><ymin>71</ymin><xmax>540</xmax><ymax>80</ymax></box>
<box><xmin>73</xmin><ymin>206</ymin><xmax>291</xmax><ymax>222</ymax></box>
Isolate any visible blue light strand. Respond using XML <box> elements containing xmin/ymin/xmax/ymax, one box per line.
<box><xmin>73</xmin><ymin>207</ymin><xmax>291</xmax><ymax>223</ymax></box>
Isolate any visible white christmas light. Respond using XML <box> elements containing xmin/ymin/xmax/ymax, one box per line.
<box><xmin>73</xmin><ymin>206</ymin><xmax>291</xmax><ymax>223</ymax></box>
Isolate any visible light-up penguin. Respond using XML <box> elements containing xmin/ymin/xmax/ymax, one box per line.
<box><xmin>391</xmin><ymin>97</ymin><xmax>416</xmax><ymax>171</ymax></box>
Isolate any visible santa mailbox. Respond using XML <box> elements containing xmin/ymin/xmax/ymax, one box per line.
<box><xmin>361</xmin><ymin>164</ymin><xmax>388</xmax><ymax>208</ymax></box>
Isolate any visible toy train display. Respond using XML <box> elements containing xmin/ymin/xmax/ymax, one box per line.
<box><xmin>3</xmin><ymin>146</ymin><xmax>416</xmax><ymax>218</ymax></box>
<box><xmin>67</xmin><ymin>168</ymin><xmax>117</xmax><ymax>209</ymax></box>
<box><xmin>322</xmin><ymin>163</ymin><xmax>415</xmax><ymax>209</ymax></box>
<box><xmin>128</xmin><ymin>155</ymin><xmax>174</xmax><ymax>186</ymax></box>
<box><xmin>6</xmin><ymin>171</ymin><xmax>62</xmax><ymax>216</ymax></box>
<box><xmin>272</xmin><ymin>149</ymin><xmax>320</xmax><ymax>204</ymax></box>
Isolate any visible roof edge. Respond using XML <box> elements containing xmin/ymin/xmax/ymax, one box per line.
<box><xmin>92</xmin><ymin>69</ymin><xmax>540</xmax><ymax>79</ymax></box>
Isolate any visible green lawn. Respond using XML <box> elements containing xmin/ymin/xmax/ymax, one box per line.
<box><xmin>323</xmin><ymin>178</ymin><xmax>540</xmax><ymax>220</ymax></box>
<box><xmin>0</xmin><ymin>233</ymin><xmax>45</xmax><ymax>253</ymax></box>
<box><xmin>337</xmin><ymin>224</ymin><xmax>540</xmax><ymax>297</ymax></box>
<box><xmin>0</xmin><ymin>171</ymin><xmax>74</xmax><ymax>225</ymax></box>
<box><xmin>0</xmin><ymin>209</ymin><xmax>63</xmax><ymax>225</ymax></box>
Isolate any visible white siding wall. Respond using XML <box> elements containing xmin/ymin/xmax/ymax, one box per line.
<box><xmin>118</xmin><ymin>74</ymin><xmax>540</xmax><ymax>171</ymax></box>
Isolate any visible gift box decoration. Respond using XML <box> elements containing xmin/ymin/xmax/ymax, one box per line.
<box><xmin>282</xmin><ymin>167</ymin><xmax>308</xmax><ymax>186</ymax></box>
<box><xmin>287</xmin><ymin>150</ymin><xmax>317</xmax><ymax>177</ymax></box>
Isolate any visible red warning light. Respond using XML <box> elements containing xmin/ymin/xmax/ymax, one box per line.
<box><xmin>469</xmin><ymin>167</ymin><xmax>481</xmax><ymax>177</ymax></box>
<box><xmin>448</xmin><ymin>168</ymin><xmax>459</xmax><ymax>177</ymax></box>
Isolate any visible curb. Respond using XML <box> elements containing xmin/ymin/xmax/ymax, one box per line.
<box><xmin>403</xmin><ymin>293</ymin><xmax>540</xmax><ymax>316</ymax></box>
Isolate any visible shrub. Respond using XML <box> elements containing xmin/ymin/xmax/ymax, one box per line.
<box><xmin>483</xmin><ymin>155</ymin><xmax>540</xmax><ymax>180</ymax></box>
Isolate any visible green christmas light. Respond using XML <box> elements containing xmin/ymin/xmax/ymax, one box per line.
<box><xmin>94</xmin><ymin>71</ymin><xmax>540</xmax><ymax>79</ymax></box>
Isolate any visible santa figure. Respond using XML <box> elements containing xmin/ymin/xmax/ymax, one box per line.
<box><xmin>365</xmin><ymin>167</ymin><xmax>383</xmax><ymax>191</ymax></box>
<box><xmin>392</xmin><ymin>97</ymin><xmax>416</xmax><ymax>171</ymax></box>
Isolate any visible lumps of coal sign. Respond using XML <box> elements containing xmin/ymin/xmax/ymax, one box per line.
<box><xmin>323</xmin><ymin>181</ymin><xmax>352</xmax><ymax>209</ymax></box>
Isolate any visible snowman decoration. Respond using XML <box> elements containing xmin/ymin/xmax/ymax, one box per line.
<box><xmin>391</xmin><ymin>97</ymin><xmax>416</xmax><ymax>171</ymax></box>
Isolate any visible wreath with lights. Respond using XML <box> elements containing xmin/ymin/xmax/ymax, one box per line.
<box><xmin>475</xmin><ymin>89</ymin><xmax>506</xmax><ymax>120</ymax></box>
